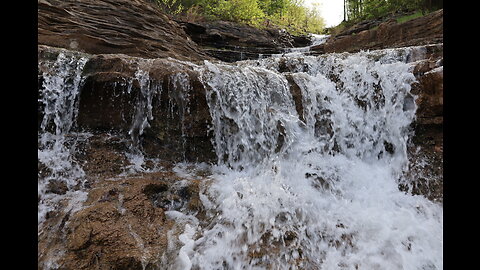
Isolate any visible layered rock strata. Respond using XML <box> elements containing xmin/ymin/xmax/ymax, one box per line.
<box><xmin>177</xmin><ymin>20</ymin><xmax>311</xmax><ymax>62</ymax></box>
<box><xmin>38</xmin><ymin>0</ymin><xmax>211</xmax><ymax>61</ymax></box>
<box><xmin>312</xmin><ymin>9</ymin><xmax>443</xmax><ymax>55</ymax></box>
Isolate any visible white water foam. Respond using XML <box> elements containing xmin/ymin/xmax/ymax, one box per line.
<box><xmin>277</xmin><ymin>34</ymin><xmax>330</xmax><ymax>57</ymax></box>
<box><xmin>38</xmin><ymin>46</ymin><xmax>442</xmax><ymax>270</ymax></box>
<box><xmin>168</xmin><ymin>47</ymin><xmax>443</xmax><ymax>269</ymax></box>
<box><xmin>38</xmin><ymin>51</ymin><xmax>89</xmax><ymax>226</ymax></box>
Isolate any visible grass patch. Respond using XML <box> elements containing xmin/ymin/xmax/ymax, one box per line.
<box><xmin>396</xmin><ymin>11</ymin><xmax>424</xmax><ymax>24</ymax></box>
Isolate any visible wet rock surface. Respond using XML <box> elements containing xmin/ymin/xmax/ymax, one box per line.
<box><xmin>38</xmin><ymin>170</ymin><xmax>207</xmax><ymax>270</ymax></box>
<box><xmin>38</xmin><ymin>45</ymin><xmax>217</xmax><ymax>164</ymax></box>
<box><xmin>403</xmin><ymin>46</ymin><xmax>443</xmax><ymax>202</ymax></box>
<box><xmin>38</xmin><ymin>43</ymin><xmax>443</xmax><ymax>203</ymax></box>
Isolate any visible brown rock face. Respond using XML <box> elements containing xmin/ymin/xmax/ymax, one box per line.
<box><xmin>312</xmin><ymin>9</ymin><xmax>443</xmax><ymax>55</ymax></box>
<box><xmin>38</xmin><ymin>171</ymin><xmax>205</xmax><ymax>270</ymax></box>
<box><xmin>409</xmin><ymin>44</ymin><xmax>443</xmax><ymax>128</ymax></box>
<box><xmin>38</xmin><ymin>0</ymin><xmax>211</xmax><ymax>61</ymax></box>
<box><xmin>285</xmin><ymin>74</ymin><xmax>305</xmax><ymax>123</ymax></box>
<box><xmin>179</xmin><ymin>20</ymin><xmax>295</xmax><ymax>49</ymax></box>
<box><xmin>402</xmin><ymin>47</ymin><xmax>443</xmax><ymax>202</ymax></box>
<box><xmin>79</xmin><ymin>56</ymin><xmax>215</xmax><ymax>163</ymax></box>
<box><xmin>413</xmin><ymin>67</ymin><xmax>443</xmax><ymax>126</ymax></box>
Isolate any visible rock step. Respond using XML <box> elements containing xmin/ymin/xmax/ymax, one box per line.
<box><xmin>38</xmin><ymin>44</ymin><xmax>442</xmax><ymax>167</ymax></box>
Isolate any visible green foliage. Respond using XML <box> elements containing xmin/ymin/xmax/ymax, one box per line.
<box><xmin>345</xmin><ymin>0</ymin><xmax>440</xmax><ymax>22</ymax></box>
<box><xmin>154</xmin><ymin>0</ymin><xmax>185</xmax><ymax>15</ymax></box>
<box><xmin>202</xmin><ymin>0</ymin><xmax>266</xmax><ymax>25</ymax></box>
<box><xmin>183</xmin><ymin>4</ymin><xmax>204</xmax><ymax>22</ymax></box>
<box><xmin>359</xmin><ymin>0</ymin><xmax>390</xmax><ymax>19</ymax></box>
<box><xmin>152</xmin><ymin>0</ymin><xmax>326</xmax><ymax>34</ymax></box>
<box><xmin>268</xmin><ymin>1</ymin><xmax>325</xmax><ymax>35</ymax></box>
<box><xmin>258</xmin><ymin>0</ymin><xmax>289</xmax><ymax>16</ymax></box>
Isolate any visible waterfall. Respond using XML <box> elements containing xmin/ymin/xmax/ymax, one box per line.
<box><xmin>38</xmin><ymin>51</ymin><xmax>90</xmax><ymax>226</ymax></box>
<box><xmin>37</xmin><ymin>45</ymin><xmax>442</xmax><ymax>270</ymax></box>
<box><xmin>125</xmin><ymin>60</ymin><xmax>161</xmax><ymax>173</ymax></box>
<box><xmin>170</xmin><ymin>48</ymin><xmax>442</xmax><ymax>269</ymax></box>
<box><xmin>282</xmin><ymin>34</ymin><xmax>330</xmax><ymax>55</ymax></box>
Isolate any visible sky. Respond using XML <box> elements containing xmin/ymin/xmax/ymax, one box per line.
<box><xmin>303</xmin><ymin>0</ymin><xmax>344</xmax><ymax>28</ymax></box>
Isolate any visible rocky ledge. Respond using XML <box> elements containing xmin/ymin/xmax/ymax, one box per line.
<box><xmin>38</xmin><ymin>42</ymin><xmax>443</xmax><ymax>199</ymax></box>
<box><xmin>38</xmin><ymin>0</ymin><xmax>310</xmax><ymax>63</ymax></box>
<box><xmin>177</xmin><ymin>20</ymin><xmax>311</xmax><ymax>62</ymax></box>
<box><xmin>38</xmin><ymin>0</ymin><xmax>211</xmax><ymax>61</ymax></box>
<box><xmin>312</xmin><ymin>9</ymin><xmax>443</xmax><ymax>55</ymax></box>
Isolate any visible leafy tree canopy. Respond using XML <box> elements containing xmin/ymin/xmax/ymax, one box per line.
<box><xmin>344</xmin><ymin>0</ymin><xmax>443</xmax><ymax>22</ymax></box>
<box><xmin>152</xmin><ymin>0</ymin><xmax>326</xmax><ymax>35</ymax></box>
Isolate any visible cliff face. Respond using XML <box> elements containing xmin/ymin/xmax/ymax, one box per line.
<box><xmin>37</xmin><ymin>0</ymin><xmax>308</xmax><ymax>63</ymax></box>
<box><xmin>38</xmin><ymin>0</ymin><xmax>211</xmax><ymax>61</ymax></box>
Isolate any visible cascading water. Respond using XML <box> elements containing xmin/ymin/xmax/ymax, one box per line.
<box><xmin>38</xmin><ymin>51</ymin><xmax>90</xmax><ymax>226</ymax></box>
<box><xmin>166</xmin><ymin>48</ymin><xmax>442</xmax><ymax>269</ymax></box>
<box><xmin>37</xmin><ymin>54</ymin><xmax>161</xmax><ymax>225</ymax></box>
<box><xmin>38</xmin><ymin>44</ymin><xmax>442</xmax><ymax>270</ymax></box>
<box><xmin>282</xmin><ymin>34</ymin><xmax>330</xmax><ymax>55</ymax></box>
<box><xmin>125</xmin><ymin>60</ymin><xmax>161</xmax><ymax>173</ymax></box>
<box><xmin>125</xmin><ymin>58</ymin><xmax>199</xmax><ymax>172</ymax></box>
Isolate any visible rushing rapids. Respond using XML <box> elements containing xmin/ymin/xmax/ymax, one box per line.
<box><xmin>38</xmin><ymin>45</ymin><xmax>442</xmax><ymax>270</ymax></box>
